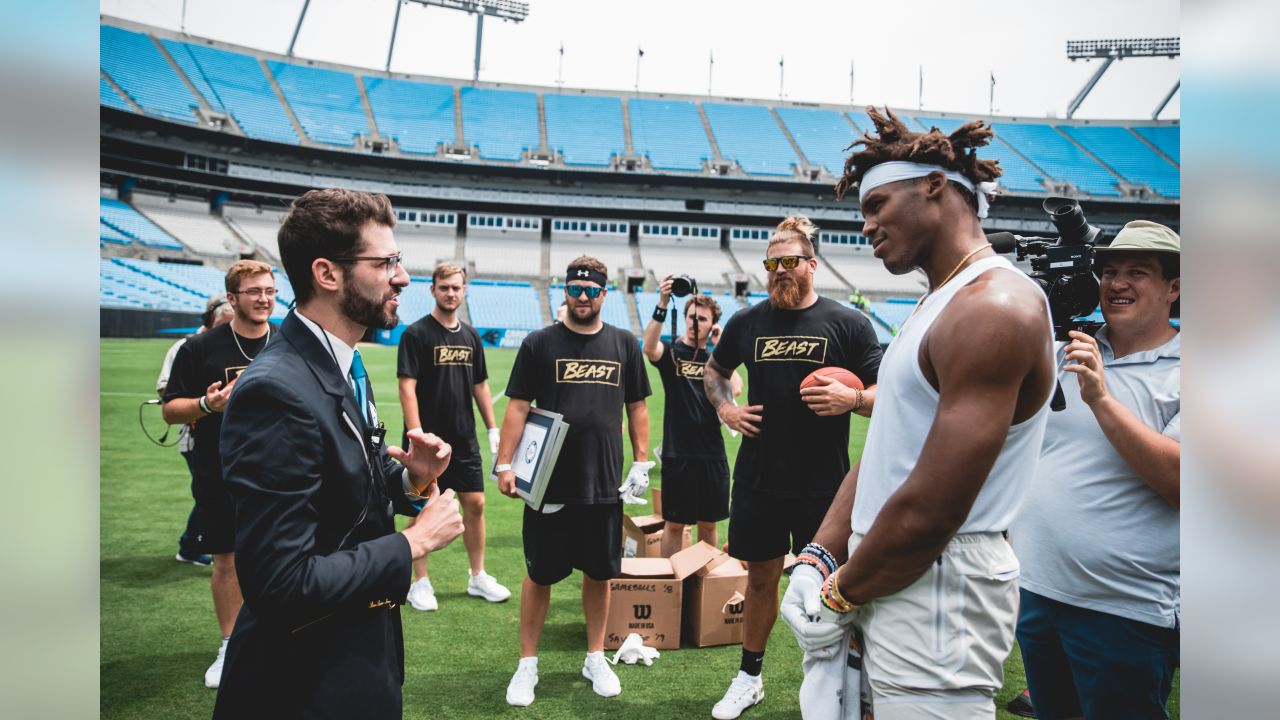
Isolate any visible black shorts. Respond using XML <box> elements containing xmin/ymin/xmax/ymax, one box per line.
<box><xmin>659</xmin><ymin>457</ymin><xmax>730</xmax><ymax>525</ymax></box>
<box><xmin>522</xmin><ymin>503</ymin><xmax>623</xmax><ymax>586</ymax></box>
<box><xmin>186</xmin><ymin>455</ymin><xmax>236</xmax><ymax>556</ymax></box>
<box><xmin>727</xmin><ymin>481</ymin><xmax>833</xmax><ymax>562</ymax></box>
<box><xmin>437</xmin><ymin>453</ymin><xmax>484</xmax><ymax>494</ymax></box>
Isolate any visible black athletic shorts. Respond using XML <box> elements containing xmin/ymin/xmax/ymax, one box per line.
<box><xmin>437</xmin><ymin>453</ymin><xmax>484</xmax><ymax>494</ymax></box>
<box><xmin>727</xmin><ymin>481</ymin><xmax>834</xmax><ymax>562</ymax></box>
<box><xmin>522</xmin><ymin>503</ymin><xmax>623</xmax><ymax>585</ymax></box>
<box><xmin>187</xmin><ymin>455</ymin><xmax>235</xmax><ymax>555</ymax></box>
<box><xmin>659</xmin><ymin>457</ymin><xmax>730</xmax><ymax>525</ymax></box>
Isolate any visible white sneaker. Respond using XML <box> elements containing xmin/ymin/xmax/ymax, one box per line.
<box><xmin>506</xmin><ymin>657</ymin><xmax>538</xmax><ymax>707</ymax></box>
<box><xmin>204</xmin><ymin>638</ymin><xmax>228</xmax><ymax>689</ymax></box>
<box><xmin>467</xmin><ymin>570</ymin><xmax>512</xmax><ymax>602</ymax></box>
<box><xmin>582</xmin><ymin>651</ymin><xmax>621</xmax><ymax>698</ymax></box>
<box><xmin>407</xmin><ymin>577</ymin><xmax>438</xmax><ymax>612</ymax></box>
<box><xmin>712</xmin><ymin>671</ymin><xmax>764</xmax><ymax>719</ymax></box>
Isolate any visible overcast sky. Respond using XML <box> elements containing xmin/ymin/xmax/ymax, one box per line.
<box><xmin>102</xmin><ymin>0</ymin><xmax>1179</xmax><ymax>120</ymax></box>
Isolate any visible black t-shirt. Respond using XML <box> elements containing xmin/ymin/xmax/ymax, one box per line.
<box><xmin>711</xmin><ymin>296</ymin><xmax>882</xmax><ymax>498</ymax></box>
<box><xmin>505</xmin><ymin>322</ymin><xmax>652</xmax><ymax>504</ymax></box>
<box><xmin>649</xmin><ymin>339</ymin><xmax>725</xmax><ymax>460</ymax></box>
<box><xmin>163</xmin><ymin>323</ymin><xmax>270</xmax><ymax>475</ymax></box>
<box><xmin>396</xmin><ymin>315</ymin><xmax>489</xmax><ymax>457</ymax></box>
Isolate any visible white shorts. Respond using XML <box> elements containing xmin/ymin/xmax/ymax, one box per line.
<box><xmin>852</xmin><ymin>532</ymin><xmax>1020</xmax><ymax>720</ymax></box>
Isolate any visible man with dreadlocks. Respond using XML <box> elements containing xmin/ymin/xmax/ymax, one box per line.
<box><xmin>779</xmin><ymin>107</ymin><xmax>1056</xmax><ymax>720</ymax></box>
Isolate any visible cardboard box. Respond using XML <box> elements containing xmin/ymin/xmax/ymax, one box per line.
<box><xmin>684</xmin><ymin>555</ymin><xmax>749</xmax><ymax>647</ymax></box>
<box><xmin>622</xmin><ymin>496</ymin><xmax>692</xmax><ymax>558</ymax></box>
<box><xmin>606</xmin><ymin>542</ymin><xmax>720</xmax><ymax>650</ymax></box>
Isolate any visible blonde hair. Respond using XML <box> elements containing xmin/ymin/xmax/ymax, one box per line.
<box><xmin>769</xmin><ymin>215</ymin><xmax>818</xmax><ymax>256</ymax></box>
<box><xmin>224</xmin><ymin>260</ymin><xmax>274</xmax><ymax>292</ymax></box>
<box><xmin>432</xmin><ymin>262</ymin><xmax>466</xmax><ymax>284</ymax></box>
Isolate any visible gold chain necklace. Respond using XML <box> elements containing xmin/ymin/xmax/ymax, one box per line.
<box><xmin>906</xmin><ymin>243</ymin><xmax>993</xmax><ymax>322</ymax></box>
<box><xmin>231</xmin><ymin>323</ymin><xmax>270</xmax><ymax>362</ymax></box>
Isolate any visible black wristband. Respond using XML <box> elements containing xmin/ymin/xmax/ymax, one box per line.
<box><xmin>652</xmin><ymin>306</ymin><xmax>668</xmax><ymax>322</ymax></box>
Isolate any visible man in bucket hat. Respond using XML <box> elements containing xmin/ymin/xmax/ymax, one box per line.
<box><xmin>1009</xmin><ymin>220</ymin><xmax>1182</xmax><ymax>720</ymax></box>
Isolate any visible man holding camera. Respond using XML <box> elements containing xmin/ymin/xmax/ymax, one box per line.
<box><xmin>1010</xmin><ymin>221</ymin><xmax>1181</xmax><ymax>720</ymax></box>
<box><xmin>703</xmin><ymin>216</ymin><xmax>881</xmax><ymax>720</ymax></box>
<box><xmin>642</xmin><ymin>275</ymin><xmax>743</xmax><ymax>557</ymax></box>
<box><xmin>495</xmin><ymin>256</ymin><xmax>651</xmax><ymax>707</ymax></box>
<box><xmin>162</xmin><ymin>260</ymin><xmax>276</xmax><ymax>689</ymax></box>
<box><xmin>782</xmin><ymin>108</ymin><xmax>1056</xmax><ymax>720</ymax></box>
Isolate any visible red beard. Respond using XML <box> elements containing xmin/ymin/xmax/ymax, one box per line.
<box><xmin>768</xmin><ymin>272</ymin><xmax>810</xmax><ymax>309</ymax></box>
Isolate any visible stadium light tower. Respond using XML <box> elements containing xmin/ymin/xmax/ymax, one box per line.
<box><xmin>403</xmin><ymin>0</ymin><xmax>529</xmax><ymax>80</ymax></box>
<box><xmin>1065</xmin><ymin>37</ymin><xmax>1179</xmax><ymax>118</ymax></box>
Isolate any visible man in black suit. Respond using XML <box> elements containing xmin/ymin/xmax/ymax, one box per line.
<box><xmin>215</xmin><ymin>188</ymin><xmax>465</xmax><ymax>719</ymax></box>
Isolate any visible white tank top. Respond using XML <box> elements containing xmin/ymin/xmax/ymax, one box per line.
<box><xmin>850</xmin><ymin>255</ymin><xmax>1052</xmax><ymax>534</ymax></box>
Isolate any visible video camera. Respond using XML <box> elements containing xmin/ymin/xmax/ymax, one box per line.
<box><xmin>988</xmin><ymin>197</ymin><xmax>1105</xmax><ymax>342</ymax></box>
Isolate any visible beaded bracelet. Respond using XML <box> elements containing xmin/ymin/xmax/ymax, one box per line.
<box><xmin>799</xmin><ymin>542</ymin><xmax>838</xmax><ymax>576</ymax></box>
<box><xmin>821</xmin><ymin>572</ymin><xmax>856</xmax><ymax>614</ymax></box>
<box><xmin>791</xmin><ymin>554</ymin><xmax>829</xmax><ymax>580</ymax></box>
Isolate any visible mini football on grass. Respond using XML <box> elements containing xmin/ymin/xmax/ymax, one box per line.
<box><xmin>800</xmin><ymin>366</ymin><xmax>864</xmax><ymax>391</ymax></box>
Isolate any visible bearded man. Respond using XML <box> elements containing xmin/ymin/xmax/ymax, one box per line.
<box><xmin>701</xmin><ymin>216</ymin><xmax>883</xmax><ymax>719</ymax></box>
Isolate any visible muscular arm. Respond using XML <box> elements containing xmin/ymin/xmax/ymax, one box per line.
<box><xmin>472</xmin><ymin>380</ymin><xmax>498</xmax><ymax>430</ymax></box>
<box><xmin>626</xmin><ymin>400</ymin><xmax>650</xmax><ymax>462</ymax></box>
<box><xmin>809</xmin><ymin>460</ymin><xmax>861</xmax><ymax>564</ymax></box>
<box><xmin>1093</xmin><ymin>399</ymin><xmax>1180</xmax><ymax>508</ymax></box>
<box><xmin>642</xmin><ymin>317</ymin><xmax>666</xmax><ymax>363</ymax></box>
<box><xmin>836</xmin><ymin>285</ymin><xmax>1051</xmax><ymax>604</ymax></box>
<box><xmin>704</xmin><ymin>356</ymin><xmax>736</xmax><ymax>412</ymax></box>
<box><xmin>495</xmin><ymin>398</ymin><xmax>532</xmax><ymax>497</ymax></box>
<box><xmin>398</xmin><ymin>377</ymin><xmax>420</xmax><ymax>430</ymax></box>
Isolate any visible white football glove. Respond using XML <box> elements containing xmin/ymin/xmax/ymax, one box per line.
<box><xmin>618</xmin><ymin>461</ymin><xmax>655</xmax><ymax>505</ymax></box>
<box><xmin>488</xmin><ymin>427</ymin><xmax>501</xmax><ymax>456</ymax></box>
<box><xmin>610</xmin><ymin>632</ymin><xmax>661</xmax><ymax>666</ymax></box>
<box><xmin>781</xmin><ymin>564</ymin><xmax>853</xmax><ymax>655</ymax></box>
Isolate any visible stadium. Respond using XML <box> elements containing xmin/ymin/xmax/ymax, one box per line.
<box><xmin>100</xmin><ymin>3</ymin><xmax>1180</xmax><ymax>718</ymax></box>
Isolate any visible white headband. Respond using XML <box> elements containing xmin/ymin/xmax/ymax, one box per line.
<box><xmin>858</xmin><ymin>161</ymin><xmax>998</xmax><ymax>219</ymax></box>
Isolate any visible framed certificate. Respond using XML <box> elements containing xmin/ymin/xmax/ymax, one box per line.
<box><xmin>497</xmin><ymin>407</ymin><xmax>569</xmax><ymax>510</ymax></box>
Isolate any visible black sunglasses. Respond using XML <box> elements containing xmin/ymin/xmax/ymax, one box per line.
<box><xmin>566</xmin><ymin>285</ymin><xmax>604</xmax><ymax>299</ymax></box>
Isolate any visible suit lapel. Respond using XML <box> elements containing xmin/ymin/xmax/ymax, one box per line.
<box><xmin>280</xmin><ymin>311</ymin><xmax>369</xmax><ymax>439</ymax></box>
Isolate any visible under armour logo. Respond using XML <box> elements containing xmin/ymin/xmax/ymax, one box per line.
<box><xmin>576</xmin><ymin>270</ymin><xmax>590</xmax><ymax>277</ymax></box>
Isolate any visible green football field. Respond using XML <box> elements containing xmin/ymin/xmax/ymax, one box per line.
<box><xmin>101</xmin><ymin>338</ymin><xmax>1175</xmax><ymax>719</ymax></box>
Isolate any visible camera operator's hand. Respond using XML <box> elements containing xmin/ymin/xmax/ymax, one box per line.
<box><xmin>800</xmin><ymin>373</ymin><xmax>862</xmax><ymax>417</ymax></box>
<box><xmin>204</xmin><ymin>378</ymin><xmax>237</xmax><ymax>413</ymax></box>
<box><xmin>657</xmin><ymin>274</ymin><xmax>674</xmax><ymax>307</ymax></box>
<box><xmin>709</xmin><ymin>323</ymin><xmax>722</xmax><ymax>346</ymax></box>
<box><xmin>1063</xmin><ymin>330</ymin><xmax>1110</xmax><ymax>406</ymax></box>
<box><xmin>717</xmin><ymin>401</ymin><xmax>763</xmax><ymax>437</ymax></box>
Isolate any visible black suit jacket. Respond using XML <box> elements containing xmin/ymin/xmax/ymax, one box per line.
<box><xmin>213</xmin><ymin>311</ymin><xmax>421</xmax><ymax>720</ymax></box>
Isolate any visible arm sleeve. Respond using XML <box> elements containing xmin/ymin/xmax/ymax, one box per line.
<box><xmin>503</xmin><ymin>336</ymin><xmax>539</xmax><ymax>402</ymax></box>
<box><xmin>162</xmin><ymin>339</ymin><xmax>202</xmax><ymax>403</ymax></box>
<box><xmin>624</xmin><ymin>336</ymin><xmax>653</xmax><ymax>404</ymax></box>
<box><xmin>396</xmin><ymin>327</ymin><xmax>419</xmax><ymax>379</ymax></box>
<box><xmin>220</xmin><ymin>377</ymin><xmax>411</xmax><ymax>629</ymax></box>
<box><xmin>472</xmin><ymin>329</ymin><xmax>489</xmax><ymax>384</ymax></box>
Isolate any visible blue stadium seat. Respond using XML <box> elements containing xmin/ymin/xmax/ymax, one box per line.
<box><xmin>100</xmin><ymin>77</ymin><xmax>133</xmax><ymax>112</ymax></box>
<box><xmin>101</xmin><ymin>259</ymin><xmax>206</xmax><ymax>312</ymax></box>
<box><xmin>100</xmin><ymin>26</ymin><xmax>199</xmax><ymax>124</ymax></box>
<box><xmin>467</xmin><ymin>283</ymin><xmax>542</xmax><ymax>330</ymax></box>
<box><xmin>1132</xmin><ymin>126</ymin><xmax>1180</xmax><ymax>165</ymax></box>
<box><xmin>267</xmin><ymin>61</ymin><xmax>369</xmax><ymax>146</ymax></box>
<box><xmin>915</xmin><ymin>116</ymin><xmax>1048</xmax><ymax>194</ymax></box>
<box><xmin>845</xmin><ymin>110</ymin><xmax>875</xmax><ymax>134</ymax></box>
<box><xmin>100</xmin><ymin>220</ymin><xmax>133</xmax><ymax>245</ymax></box>
<box><xmin>703</xmin><ymin>104</ymin><xmax>798</xmax><ymax>176</ymax></box>
<box><xmin>1058</xmin><ymin>125</ymin><xmax>1180</xmax><ymax>198</ymax></box>
<box><xmin>100</xmin><ymin>199</ymin><xmax>183</xmax><ymax>250</ymax></box>
<box><xmin>363</xmin><ymin>77</ymin><xmax>455</xmax><ymax>155</ymax></box>
<box><xmin>162</xmin><ymin>40</ymin><xmax>299</xmax><ymax>144</ymax></box>
<box><xmin>547</xmin><ymin>287</ymin><xmax>631</xmax><ymax>330</ymax></box>
<box><xmin>775</xmin><ymin>107</ymin><xmax>860</xmax><ymax>177</ymax></box>
<box><xmin>635</xmin><ymin>292</ymin><xmax>743</xmax><ymax>339</ymax></box>
<box><xmin>460</xmin><ymin>87</ymin><xmax>539</xmax><ymax>161</ymax></box>
<box><xmin>544</xmin><ymin>94</ymin><xmax>625</xmax><ymax>167</ymax></box>
<box><xmin>163</xmin><ymin>41</ymin><xmax>224</xmax><ymax>112</ymax></box>
<box><xmin>396</xmin><ymin>279</ymin><xmax>436</xmax><ymax>325</ymax></box>
<box><xmin>870</xmin><ymin>299</ymin><xmax>917</xmax><ymax>333</ymax></box>
<box><xmin>992</xmin><ymin>122</ymin><xmax>1121</xmax><ymax>197</ymax></box>
<box><xmin>629</xmin><ymin>99</ymin><xmax>712</xmax><ymax>172</ymax></box>
<box><xmin>839</xmin><ymin>301</ymin><xmax>894</xmax><ymax>344</ymax></box>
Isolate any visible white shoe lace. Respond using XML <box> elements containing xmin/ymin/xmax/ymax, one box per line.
<box><xmin>720</xmin><ymin>675</ymin><xmax>761</xmax><ymax>706</ymax></box>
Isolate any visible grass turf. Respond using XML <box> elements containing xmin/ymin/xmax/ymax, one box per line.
<box><xmin>102</xmin><ymin>338</ymin><xmax>1176</xmax><ymax>718</ymax></box>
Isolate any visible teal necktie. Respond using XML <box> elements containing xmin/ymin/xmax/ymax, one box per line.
<box><xmin>350</xmin><ymin>350</ymin><xmax>369</xmax><ymax>423</ymax></box>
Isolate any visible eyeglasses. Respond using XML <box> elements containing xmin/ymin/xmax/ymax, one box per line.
<box><xmin>565</xmin><ymin>284</ymin><xmax>604</xmax><ymax>299</ymax></box>
<box><xmin>231</xmin><ymin>287</ymin><xmax>278</xmax><ymax>299</ymax></box>
<box><xmin>762</xmin><ymin>255</ymin><xmax>813</xmax><ymax>272</ymax></box>
<box><xmin>335</xmin><ymin>252</ymin><xmax>404</xmax><ymax>278</ymax></box>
